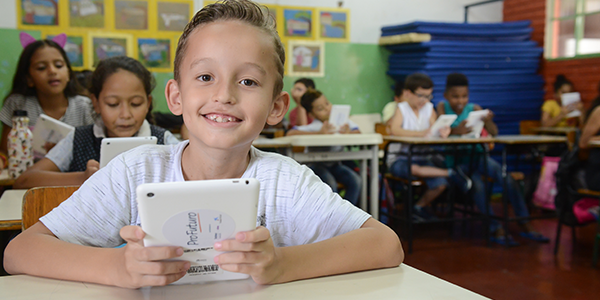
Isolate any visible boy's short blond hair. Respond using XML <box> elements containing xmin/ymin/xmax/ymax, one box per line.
<box><xmin>174</xmin><ymin>0</ymin><xmax>285</xmax><ymax>98</ymax></box>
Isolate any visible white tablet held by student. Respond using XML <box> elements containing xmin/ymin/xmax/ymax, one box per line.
<box><xmin>99</xmin><ymin>136</ymin><xmax>157</xmax><ymax>168</ymax></box>
<box><xmin>429</xmin><ymin>114</ymin><xmax>457</xmax><ymax>137</ymax></box>
<box><xmin>561</xmin><ymin>92</ymin><xmax>581</xmax><ymax>118</ymax></box>
<box><xmin>329</xmin><ymin>104</ymin><xmax>351</xmax><ymax>131</ymax></box>
<box><xmin>32</xmin><ymin>114</ymin><xmax>75</xmax><ymax>156</ymax></box>
<box><xmin>136</xmin><ymin>179</ymin><xmax>260</xmax><ymax>285</ymax></box>
<box><xmin>463</xmin><ymin>109</ymin><xmax>490</xmax><ymax>138</ymax></box>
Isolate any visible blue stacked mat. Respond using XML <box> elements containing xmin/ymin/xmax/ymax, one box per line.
<box><xmin>381</xmin><ymin>20</ymin><xmax>544</xmax><ymax>137</ymax></box>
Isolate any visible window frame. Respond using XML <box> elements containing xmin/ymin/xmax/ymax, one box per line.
<box><xmin>545</xmin><ymin>0</ymin><xmax>600</xmax><ymax>60</ymax></box>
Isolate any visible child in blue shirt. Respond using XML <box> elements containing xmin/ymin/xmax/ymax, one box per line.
<box><xmin>436</xmin><ymin>73</ymin><xmax>549</xmax><ymax>245</ymax></box>
<box><xmin>286</xmin><ymin>89</ymin><xmax>362</xmax><ymax>206</ymax></box>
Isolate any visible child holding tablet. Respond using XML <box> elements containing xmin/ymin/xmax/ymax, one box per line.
<box><xmin>437</xmin><ymin>73</ymin><xmax>549</xmax><ymax>245</ymax></box>
<box><xmin>286</xmin><ymin>89</ymin><xmax>362</xmax><ymax>206</ymax></box>
<box><xmin>14</xmin><ymin>56</ymin><xmax>179</xmax><ymax>188</ymax></box>
<box><xmin>5</xmin><ymin>0</ymin><xmax>403</xmax><ymax>288</ymax></box>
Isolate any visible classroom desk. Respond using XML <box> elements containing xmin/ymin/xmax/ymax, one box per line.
<box><xmin>532</xmin><ymin>127</ymin><xmax>578</xmax><ymax>147</ymax></box>
<box><xmin>0</xmin><ymin>265</ymin><xmax>489</xmax><ymax>300</ymax></box>
<box><xmin>382</xmin><ymin>136</ymin><xmax>495</xmax><ymax>253</ymax></box>
<box><xmin>274</xmin><ymin>134</ymin><xmax>383</xmax><ymax>219</ymax></box>
<box><xmin>0</xmin><ymin>189</ymin><xmax>27</xmax><ymax>231</ymax></box>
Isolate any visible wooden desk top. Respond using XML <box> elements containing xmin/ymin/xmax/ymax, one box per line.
<box><xmin>0</xmin><ymin>265</ymin><xmax>489</xmax><ymax>300</ymax></box>
<box><xmin>493</xmin><ymin>135</ymin><xmax>567</xmax><ymax>145</ymax></box>
<box><xmin>0</xmin><ymin>189</ymin><xmax>27</xmax><ymax>230</ymax></box>
<box><xmin>252</xmin><ymin>138</ymin><xmax>292</xmax><ymax>148</ymax></box>
<box><xmin>383</xmin><ymin>136</ymin><xmax>495</xmax><ymax>145</ymax></box>
<box><xmin>276</xmin><ymin>133</ymin><xmax>383</xmax><ymax>147</ymax></box>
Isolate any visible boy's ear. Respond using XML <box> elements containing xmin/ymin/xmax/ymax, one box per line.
<box><xmin>165</xmin><ymin>79</ymin><xmax>183</xmax><ymax>116</ymax></box>
<box><xmin>90</xmin><ymin>94</ymin><xmax>101</xmax><ymax>114</ymax></box>
<box><xmin>266</xmin><ymin>91</ymin><xmax>290</xmax><ymax>126</ymax></box>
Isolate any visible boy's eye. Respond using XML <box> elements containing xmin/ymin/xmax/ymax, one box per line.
<box><xmin>198</xmin><ymin>75</ymin><xmax>212</xmax><ymax>82</ymax></box>
<box><xmin>106</xmin><ymin>103</ymin><xmax>119</xmax><ymax>108</ymax></box>
<box><xmin>240</xmin><ymin>79</ymin><xmax>257</xmax><ymax>87</ymax></box>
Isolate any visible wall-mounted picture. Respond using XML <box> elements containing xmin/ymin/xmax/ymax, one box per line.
<box><xmin>138</xmin><ymin>38</ymin><xmax>171</xmax><ymax>69</ymax></box>
<box><xmin>48</xmin><ymin>34</ymin><xmax>85</xmax><ymax>68</ymax></box>
<box><xmin>288</xmin><ymin>40</ymin><xmax>324</xmax><ymax>77</ymax></box>
<box><xmin>20</xmin><ymin>0</ymin><xmax>59</xmax><ymax>26</ymax></box>
<box><xmin>157</xmin><ymin>1</ymin><xmax>190</xmax><ymax>31</ymax></box>
<box><xmin>283</xmin><ymin>8</ymin><xmax>313</xmax><ymax>38</ymax></box>
<box><xmin>115</xmin><ymin>0</ymin><xmax>148</xmax><ymax>30</ymax></box>
<box><xmin>90</xmin><ymin>35</ymin><xmax>130</xmax><ymax>67</ymax></box>
<box><xmin>69</xmin><ymin>0</ymin><xmax>104</xmax><ymax>28</ymax></box>
<box><xmin>318</xmin><ymin>9</ymin><xmax>349</xmax><ymax>41</ymax></box>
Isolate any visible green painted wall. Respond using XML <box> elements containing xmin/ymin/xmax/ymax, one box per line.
<box><xmin>0</xmin><ymin>28</ymin><xmax>393</xmax><ymax>117</ymax></box>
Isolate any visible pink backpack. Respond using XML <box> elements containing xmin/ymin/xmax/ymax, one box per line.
<box><xmin>532</xmin><ymin>156</ymin><xmax>561</xmax><ymax>210</ymax></box>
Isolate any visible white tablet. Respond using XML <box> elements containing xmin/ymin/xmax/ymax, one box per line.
<box><xmin>561</xmin><ymin>92</ymin><xmax>581</xmax><ymax>118</ymax></box>
<box><xmin>32</xmin><ymin>114</ymin><xmax>75</xmax><ymax>156</ymax></box>
<box><xmin>429</xmin><ymin>115</ymin><xmax>457</xmax><ymax>137</ymax></box>
<box><xmin>136</xmin><ymin>179</ymin><xmax>260</xmax><ymax>285</ymax></box>
<box><xmin>463</xmin><ymin>109</ymin><xmax>489</xmax><ymax>138</ymax></box>
<box><xmin>99</xmin><ymin>136</ymin><xmax>157</xmax><ymax>168</ymax></box>
<box><xmin>329</xmin><ymin>104</ymin><xmax>351</xmax><ymax>130</ymax></box>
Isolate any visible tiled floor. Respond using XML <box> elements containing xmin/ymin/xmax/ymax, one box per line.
<box><xmin>394</xmin><ymin>217</ymin><xmax>600</xmax><ymax>300</ymax></box>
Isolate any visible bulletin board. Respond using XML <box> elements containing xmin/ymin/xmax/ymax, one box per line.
<box><xmin>17</xmin><ymin>0</ymin><xmax>193</xmax><ymax>72</ymax></box>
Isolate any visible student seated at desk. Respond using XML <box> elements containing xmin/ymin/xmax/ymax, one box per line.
<box><xmin>14</xmin><ymin>56</ymin><xmax>179</xmax><ymax>189</ymax></box>
<box><xmin>437</xmin><ymin>73</ymin><xmax>549</xmax><ymax>245</ymax></box>
<box><xmin>579</xmin><ymin>86</ymin><xmax>600</xmax><ymax>190</ymax></box>
<box><xmin>386</xmin><ymin>73</ymin><xmax>472</xmax><ymax>221</ymax></box>
<box><xmin>288</xmin><ymin>78</ymin><xmax>315</xmax><ymax>129</ymax></box>
<box><xmin>286</xmin><ymin>89</ymin><xmax>362</xmax><ymax>206</ymax></box>
<box><xmin>541</xmin><ymin>74</ymin><xmax>584</xmax><ymax>128</ymax></box>
<box><xmin>381</xmin><ymin>80</ymin><xmax>404</xmax><ymax>125</ymax></box>
<box><xmin>4</xmin><ymin>0</ymin><xmax>403</xmax><ymax>288</ymax></box>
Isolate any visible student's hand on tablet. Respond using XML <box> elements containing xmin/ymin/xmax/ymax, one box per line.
<box><xmin>439</xmin><ymin>126</ymin><xmax>451</xmax><ymax>138</ymax></box>
<box><xmin>319</xmin><ymin>121</ymin><xmax>335</xmax><ymax>134</ymax></box>
<box><xmin>338</xmin><ymin>124</ymin><xmax>350</xmax><ymax>134</ymax></box>
<box><xmin>451</xmin><ymin>120</ymin><xmax>472</xmax><ymax>135</ymax></box>
<box><xmin>483</xmin><ymin>110</ymin><xmax>495</xmax><ymax>122</ymax></box>
<box><xmin>83</xmin><ymin>160</ymin><xmax>100</xmax><ymax>180</ymax></box>
<box><xmin>116</xmin><ymin>225</ymin><xmax>190</xmax><ymax>288</ymax></box>
<box><xmin>213</xmin><ymin>226</ymin><xmax>283</xmax><ymax>284</ymax></box>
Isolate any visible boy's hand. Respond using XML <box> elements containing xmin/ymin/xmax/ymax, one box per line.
<box><xmin>338</xmin><ymin>124</ymin><xmax>350</xmax><ymax>134</ymax></box>
<box><xmin>452</xmin><ymin>120</ymin><xmax>471</xmax><ymax>135</ymax></box>
<box><xmin>319</xmin><ymin>121</ymin><xmax>335</xmax><ymax>134</ymax></box>
<box><xmin>439</xmin><ymin>126</ymin><xmax>451</xmax><ymax>138</ymax></box>
<box><xmin>483</xmin><ymin>110</ymin><xmax>495</xmax><ymax>122</ymax></box>
<box><xmin>83</xmin><ymin>159</ymin><xmax>100</xmax><ymax>180</ymax></box>
<box><xmin>116</xmin><ymin>226</ymin><xmax>190</xmax><ymax>288</ymax></box>
<box><xmin>214</xmin><ymin>226</ymin><xmax>283</xmax><ymax>284</ymax></box>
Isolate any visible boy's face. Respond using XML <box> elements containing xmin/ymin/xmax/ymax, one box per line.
<box><xmin>166</xmin><ymin>20</ymin><xmax>289</xmax><ymax>150</ymax></box>
<box><xmin>403</xmin><ymin>87</ymin><xmax>433</xmax><ymax>110</ymax></box>
<box><xmin>444</xmin><ymin>86</ymin><xmax>469</xmax><ymax>114</ymax></box>
<box><xmin>308</xmin><ymin>95</ymin><xmax>332</xmax><ymax>122</ymax></box>
<box><xmin>291</xmin><ymin>82</ymin><xmax>308</xmax><ymax>104</ymax></box>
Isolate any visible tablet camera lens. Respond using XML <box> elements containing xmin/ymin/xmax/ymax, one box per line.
<box><xmin>246</xmin><ymin>180</ymin><xmax>249</xmax><ymax>185</ymax></box>
<box><xmin>147</xmin><ymin>193</ymin><xmax>154</xmax><ymax>198</ymax></box>
<box><xmin>106</xmin><ymin>142</ymin><xmax>110</xmax><ymax>145</ymax></box>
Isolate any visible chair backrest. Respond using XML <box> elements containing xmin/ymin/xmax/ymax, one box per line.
<box><xmin>519</xmin><ymin>120</ymin><xmax>541</xmax><ymax>135</ymax></box>
<box><xmin>22</xmin><ymin>186</ymin><xmax>79</xmax><ymax>230</ymax></box>
<box><xmin>375</xmin><ymin>122</ymin><xmax>389</xmax><ymax>150</ymax></box>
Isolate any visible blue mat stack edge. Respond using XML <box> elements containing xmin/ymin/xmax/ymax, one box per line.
<box><xmin>382</xmin><ymin>21</ymin><xmax>544</xmax><ymax>135</ymax></box>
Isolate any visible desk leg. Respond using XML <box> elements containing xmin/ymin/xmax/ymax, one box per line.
<box><xmin>407</xmin><ymin>146</ymin><xmax>414</xmax><ymax>254</ymax></box>
<box><xmin>370</xmin><ymin>145</ymin><xmax>379</xmax><ymax>220</ymax></box>
<box><xmin>502</xmin><ymin>146</ymin><xmax>510</xmax><ymax>247</ymax></box>
<box><xmin>360</xmin><ymin>146</ymin><xmax>368</xmax><ymax>213</ymax></box>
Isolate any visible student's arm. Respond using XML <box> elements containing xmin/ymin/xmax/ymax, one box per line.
<box><xmin>579</xmin><ymin>106</ymin><xmax>600</xmax><ymax>149</ymax></box>
<box><xmin>214</xmin><ymin>218</ymin><xmax>403</xmax><ymax>284</ymax></box>
<box><xmin>474</xmin><ymin>104</ymin><xmax>498</xmax><ymax>136</ymax></box>
<box><xmin>295</xmin><ymin>106</ymin><xmax>309</xmax><ymax>127</ymax></box>
<box><xmin>541</xmin><ymin>103</ymin><xmax>571</xmax><ymax>127</ymax></box>
<box><xmin>387</xmin><ymin>107</ymin><xmax>428</xmax><ymax>137</ymax></box>
<box><xmin>4</xmin><ymin>222</ymin><xmax>190</xmax><ymax>288</ymax></box>
<box><xmin>13</xmin><ymin>158</ymin><xmax>99</xmax><ymax>189</ymax></box>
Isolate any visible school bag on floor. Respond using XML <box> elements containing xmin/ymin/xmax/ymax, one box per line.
<box><xmin>532</xmin><ymin>156</ymin><xmax>560</xmax><ymax>210</ymax></box>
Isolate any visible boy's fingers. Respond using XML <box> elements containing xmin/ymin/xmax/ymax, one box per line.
<box><xmin>120</xmin><ymin>226</ymin><xmax>145</xmax><ymax>243</ymax></box>
<box><xmin>216</xmin><ymin>251</ymin><xmax>262</xmax><ymax>265</ymax></box>
<box><xmin>218</xmin><ymin>263</ymin><xmax>254</xmax><ymax>274</ymax></box>
<box><xmin>237</xmin><ymin>227</ymin><xmax>270</xmax><ymax>242</ymax></box>
<box><xmin>141</xmin><ymin>272</ymin><xmax>188</xmax><ymax>287</ymax></box>
<box><xmin>137</xmin><ymin>246</ymin><xmax>184</xmax><ymax>262</ymax></box>
<box><xmin>137</xmin><ymin>260</ymin><xmax>190</xmax><ymax>275</ymax></box>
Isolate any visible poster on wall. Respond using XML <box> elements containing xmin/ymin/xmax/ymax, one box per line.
<box><xmin>283</xmin><ymin>8</ymin><xmax>313</xmax><ymax>38</ymax></box>
<box><xmin>20</xmin><ymin>0</ymin><xmax>59</xmax><ymax>26</ymax></box>
<box><xmin>89</xmin><ymin>33</ymin><xmax>131</xmax><ymax>67</ymax></box>
<box><xmin>47</xmin><ymin>34</ymin><xmax>85</xmax><ymax>68</ymax></box>
<box><xmin>115</xmin><ymin>0</ymin><xmax>148</xmax><ymax>30</ymax></box>
<box><xmin>288</xmin><ymin>40</ymin><xmax>324</xmax><ymax>77</ymax></box>
<box><xmin>69</xmin><ymin>0</ymin><xmax>104</xmax><ymax>28</ymax></box>
<box><xmin>157</xmin><ymin>1</ymin><xmax>190</xmax><ymax>31</ymax></box>
<box><xmin>138</xmin><ymin>38</ymin><xmax>171</xmax><ymax>70</ymax></box>
<box><xmin>318</xmin><ymin>9</ymin><xmax>349</xmax><ymax>42</ymax></box>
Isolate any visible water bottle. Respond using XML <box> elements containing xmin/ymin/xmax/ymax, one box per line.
<box><xmin>8</xmin><ymin>110</ymin><xmax>33</xmax><ymax>179</ymax></box>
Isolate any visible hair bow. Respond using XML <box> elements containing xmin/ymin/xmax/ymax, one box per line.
<box><xmin>19</xmin><ymin>32</ymin><xmax>67</xmax><ymax>48</ymax></box>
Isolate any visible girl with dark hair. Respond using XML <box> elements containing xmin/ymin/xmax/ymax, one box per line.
<box><xmin>541</xmin><ymin>74</ymin><xmax>584</xmax><ymax>127</ymax></box>
<box><xmin>14</xmin><ymin>56</ymin><xmax>179</xmax><ymax>189</ymax></box>
<box><xmin>0</xmin><ymin>37</ymin><xmax>94</xmax><ymax>155</ymax></box>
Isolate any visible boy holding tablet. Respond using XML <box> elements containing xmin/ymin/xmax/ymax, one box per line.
<box><xmin>436</xmin><ymin>73</ymin><xmax>548</xmax><ymax>245</ymax></box>
<box><xmin>5</xmin><ymin>0</ymin><xmax>403</xmax><ymax>288</ymax></box>
<box><xmin>386</xmin><ymin>73</ymin><xmax>472</xmax><ymax>221</ymax></box>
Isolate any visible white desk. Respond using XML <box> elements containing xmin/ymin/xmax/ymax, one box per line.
<box><xmin>275</xmin><ymin>134</ymin><xmax>383</xmax><ymax>219</ymax></box>
<box><xmin>0</xmin><ymin>265</ymin><xmax>489</xmax><ymax>300</ymax></box>
<box><xmin>0</xmin><ymin>189</ymin><xmax>27</xmax><ymax>230</ymax></box>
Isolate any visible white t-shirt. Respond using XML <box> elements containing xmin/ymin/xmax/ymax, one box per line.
<box><xmin>46</xmin><ymin>119</ymin><xmax>180</xmax><ymax>171</ymax></box>
<box><xmin>40</xmin><ymin>141</ymin><xmax>371</xmax><ymax>247</ymax></box>
<box><xmin>387</xmin><ymin>101</ymin><xmax>434</xmax><ymax>166</ymax></box>
<box><xmin>0</xmin><ymin>94</ymin><xmax>93</xmax><ymax>128</ymax></box>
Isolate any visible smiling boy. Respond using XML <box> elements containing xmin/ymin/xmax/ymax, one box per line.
<box><xmin>5</xmin><ymin>0</ymin><xmax>403</xmax><ymax>288</ymax></box>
